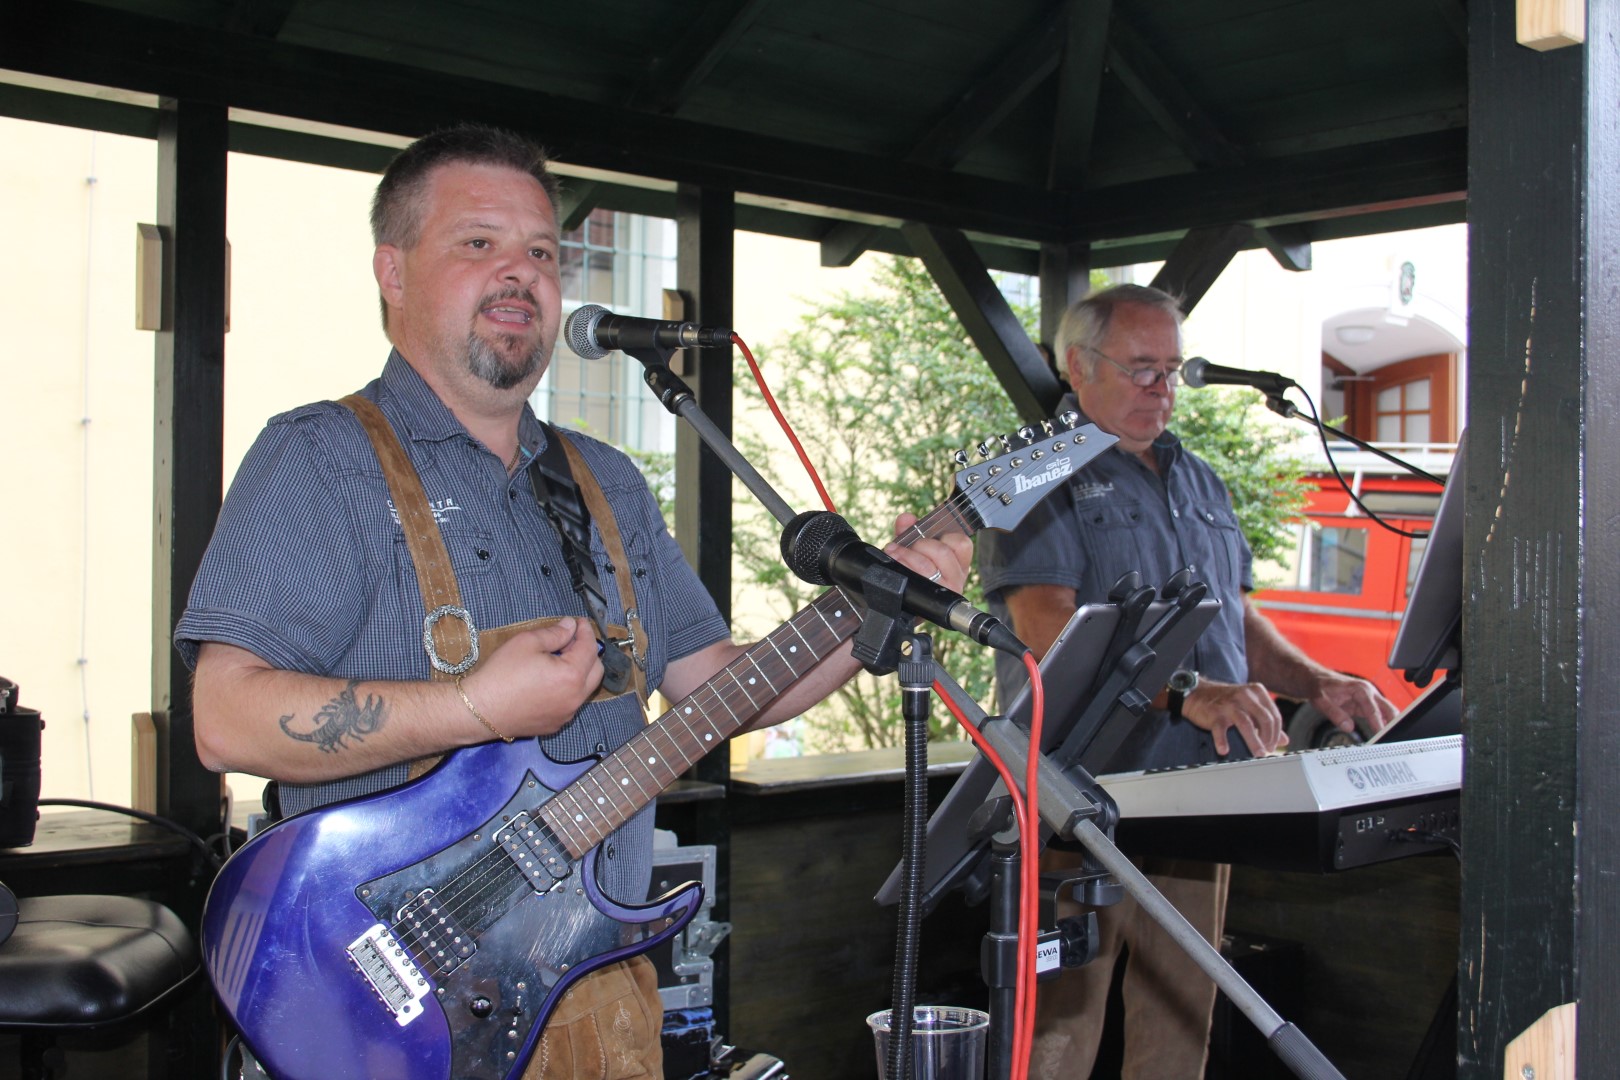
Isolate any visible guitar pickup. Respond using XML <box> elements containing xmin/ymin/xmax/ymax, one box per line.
<box><xmin>347</xmin><ymin>923</ymin><xmax>430</xmax><ymax>1027</ymax></box>
<box><xmin>397</xmin><ymin>888</ymin><xmax>476</xmax><ymax>974</ymax></box>
<box><xmin>495</xmin><ymin>812</ymin><xmax>573</xmax><ymax>890</ymax></box>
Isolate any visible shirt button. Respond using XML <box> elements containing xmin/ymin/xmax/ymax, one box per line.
<box><xmin>595</xmin><ymin>741</ymin><xmax>608</xmax><ymax>754</ymax></box>
<box><xmin>605</xmin><ymin>844</ymin><xmax>616</xmax><ymax>860</ymax></box>
<box><xmin>1171</xmin><ymin>509</ymin><xmax>1180</xmax><ymax>519</ymax></box>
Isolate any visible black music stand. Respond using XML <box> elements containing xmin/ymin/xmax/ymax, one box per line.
<box><xmin>877</xmin><ymin>575</ymin><xmax>1218</xmax><ymax>916</ymax></box>
<box><xmin>877</xmin><ymin>576</ymin><xmax>1219</xmax><ymax>1076</ymax></box>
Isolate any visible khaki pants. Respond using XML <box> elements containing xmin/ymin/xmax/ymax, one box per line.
<box><xmin>525</xmin><ymin>955</ymin><xmax>665</xmax><ymax>1080</ymax></box>
<box><xmin>1027</xmin><ymin>855</ymin><xmax>1230</xmax><ymax>1080</ymax></box>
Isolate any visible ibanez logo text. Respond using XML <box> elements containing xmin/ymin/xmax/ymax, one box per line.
<box><xmin>1012</xmin><ymin>458</ymin><xmax>1075</xmax><ymax>494</ymax></box>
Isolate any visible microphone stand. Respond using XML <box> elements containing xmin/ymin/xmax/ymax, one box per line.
<box><xmin>620</xmin><ymin>340</ymin><xmax>975</xmax><ymax>1078</ymax></box>
<box><xmin>623</xmin><ymin>341</ymin><xmax>799</xmax><ymax>527</ymax></box>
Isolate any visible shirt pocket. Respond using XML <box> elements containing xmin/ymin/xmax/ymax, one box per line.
<box><xmin>1189</xmin><ymin>500</ymin><xmax>1245</xmax><ymax>586</ymax></box>
<box><xmin>392</xmin><ymin>524</ymin><xmax>500</xmax><ymax>619</ymax></box>
<box><xmin>1081</xmin><ymin>499</ymin><xmax>1148</xmax><ymax>531</ymax></box>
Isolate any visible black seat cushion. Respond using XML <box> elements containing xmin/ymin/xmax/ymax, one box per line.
<box><xmin>0</xmin><ymin>894</ymin><xmax>198</xmax><ymax>1028</ymax></box>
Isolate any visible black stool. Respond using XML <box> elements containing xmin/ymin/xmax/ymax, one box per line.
<box><xmin>0</xmin><ymin>884</ymin><xmax>200</xmax><ymax>1079</ymax></box>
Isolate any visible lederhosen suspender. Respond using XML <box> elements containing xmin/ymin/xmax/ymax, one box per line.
<box><xmin>339</xmin><ymin>396</ymin><xmax>647</xmax><ymax>776</ymax></box>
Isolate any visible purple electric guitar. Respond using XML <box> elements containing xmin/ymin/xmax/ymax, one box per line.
<box><xmin>202</xmin><ymin>416</ymin><xmax>1114</xmax><ymax>1080</ymax></box>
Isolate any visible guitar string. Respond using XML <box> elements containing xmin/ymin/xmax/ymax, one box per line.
<box><xmin>377</xmin><ymin>461</ymin><xmax>1048</xmax><ymax>973</ymax></box>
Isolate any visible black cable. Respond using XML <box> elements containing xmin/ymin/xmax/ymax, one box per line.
<box><xmin>221</xmin><ymin>1033</ymin><xmax>242</xmax><ymax>1080</ymax></box>
<box><xmin>1278</xmin><ymin>386</ymin><xmax>1436</xmax><ymax>540</ymax></box>
<box><xmin>36</xmin><ymin>798</ymin><xmax>223</xmax><ymax>870</ymax></box>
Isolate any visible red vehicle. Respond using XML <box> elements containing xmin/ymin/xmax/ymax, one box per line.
<box><xmin>1250</xmin><ymin>445</ymin><xmax>1456</xmax><ymax>748</ymax></box>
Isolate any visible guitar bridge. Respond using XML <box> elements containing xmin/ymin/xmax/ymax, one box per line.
<box><xmin>346</xmin><ymin>923</ymin><xmax>430</xmax><ymax>1027</ymax></box>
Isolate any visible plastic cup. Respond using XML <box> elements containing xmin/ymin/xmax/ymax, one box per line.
<box><xmin>866</xmin><ymin>1005</ymin><xmax>989</xmax><ymax>1080</ymax></box>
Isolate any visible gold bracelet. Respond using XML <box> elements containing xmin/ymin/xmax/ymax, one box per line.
<box><xmin>455</xmin><ymin>675</ymin><xmax>513</xmax><ymax>744</ymax></box>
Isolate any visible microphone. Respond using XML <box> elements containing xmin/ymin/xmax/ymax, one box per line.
<box><xmin>565</xmin><ymin>304</ymin><xmax>734</xmax><ymax>360</ymax></box>
<box><xmin>1182</xmin><ymin>356</ymin><xmax>1297</xmax><ymax>396</ymax></box>
<box><xmin>780</xmin><ymin>511</ymin><xmax>1026</xmax><ymax>656</ymax></box>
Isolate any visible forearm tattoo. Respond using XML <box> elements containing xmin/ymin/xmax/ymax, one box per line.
<box><xmin>279</xmin><ymin>680</ymin><xmax>386</xmax><ymax>753</ymax></box>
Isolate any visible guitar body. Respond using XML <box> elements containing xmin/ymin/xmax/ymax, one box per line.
<box><xmin>203</xmin><ymin>740</ymin><xmax>700</xmax><ymax>1080</ymax></box>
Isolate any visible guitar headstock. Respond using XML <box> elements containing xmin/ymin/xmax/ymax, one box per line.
<box><xmin>951</xmin><ymin>412</ymin><xmax>1116</xmax><ymax>533</ymax></box>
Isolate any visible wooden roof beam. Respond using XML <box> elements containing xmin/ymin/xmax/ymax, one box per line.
<box><xmin>558</xmin><ymin>180</ymin><xmax>603</xmax><ymax>232</ymax></box>
<box><xmin>1106</xmin><ymin>8</ymin><xmax>1245</xmax><ymax>170</ymax></box>
<box><xmin>1048</xmin><ymin>0</ymin><xmax>1113</xmax><ymax>191</ymax></box>
<box><xmin>623</xmin><ymin>0</ymin><xmax>773</xmax><ymax>115</ymax></box>
<box><xmin>1257</xmin><ymin>223</ymin><xmax>1312</xmax><ymax>272</ymax></box>
<box><xmin>902</xmin><ymin>221</ymin><xmax>1062</xmax><ymax>424</ymax></box>
<box><xmin>907</xmin><ymin>4</ymin><xmax>1067</xmax><ymax>169</ymax></box>
<box><xmin>820</xmin><ymin>4</ymin><xmax>1067</xmax><ymax>267</ymax></box>
<box><xmin>1149</xmin><ymin>223</ymin><xmax>1253</xmax><ymax>312</ymax></box>
<box><xmin>219</xmin><ymin>0</ymin><xmax>300</xmax><ymax>39</ymax></box>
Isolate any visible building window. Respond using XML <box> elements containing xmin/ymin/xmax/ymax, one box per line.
<box><xmin>1375</xmin><ymin>377</ymin><xmax>1432</xmax><ymax>443</ymax></box>
<box><xmin>533</xmin><ymin>209</ymin><xmax>678</xmax><ymax>454</ymax></box>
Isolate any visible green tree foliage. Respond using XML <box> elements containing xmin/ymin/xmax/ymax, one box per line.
<box><xmin>731</xmin><ymin>256</ymin><xmax>1026</xmax><ymax>750</ymax></box>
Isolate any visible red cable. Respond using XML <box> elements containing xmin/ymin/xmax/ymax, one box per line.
<box><xmin>935</xmin><ymin>658</ymin><xmax>1044</xmax><ymax>1080</ymax></box>
<box><xmin>733</xmin><ymin>334</ymin><xmax>838</xmax><ymax>513</ymax></box>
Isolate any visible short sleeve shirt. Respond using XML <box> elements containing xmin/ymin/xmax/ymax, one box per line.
<box><xmin>977</xmin><ymin>395</ymin><xmax>1254</xmax><ymax>771</ymax></box>
<box><xmin>175</xmin><ymin>351</ymin><xmax>731</xmax><ymax>901</ymax></box>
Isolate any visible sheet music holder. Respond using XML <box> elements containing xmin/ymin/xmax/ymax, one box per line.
<box><xmin>875</xmin><ymin>592</ymin><xmax>1219</xmax><ymax>913</ymax></box>
<box><xmin>1387</xmin><ymin>429</ymin><xmax>1467</xmax><ymax>688</ymax></box>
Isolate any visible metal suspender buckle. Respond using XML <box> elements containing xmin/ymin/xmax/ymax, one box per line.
<box><xmin>423</xmin><ymin>604</ymin><xmax>481</xmax><ymax>675</ymax></box>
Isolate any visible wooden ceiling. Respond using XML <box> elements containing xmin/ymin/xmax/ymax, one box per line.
<box><xmin>0</xmin><ymin>0</ymin><xmax>1468</xmax><ymax>272</ymax></box>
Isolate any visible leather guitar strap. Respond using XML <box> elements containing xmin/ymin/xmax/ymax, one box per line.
<box><xmin>339</xmin><ymin>396</ymin><xmax>645</xmax><ymax>780</ymax></box>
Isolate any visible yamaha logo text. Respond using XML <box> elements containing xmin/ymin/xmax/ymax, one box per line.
<box><xmin>1345</xmin><ymin>760</ymin><xmax>1420</xmax><ymax>791</ymax></box>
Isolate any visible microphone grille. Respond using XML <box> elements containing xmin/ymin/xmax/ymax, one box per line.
<box><xmin>565</xmin><ymin>304</ymin><xmax>610</xmax><ymax>360</ymax></box>
<box><xmin>1182</xmin><ymin>356</ymin><xmax>1211</xmax><ymax>389</ymax></box>
<box><xmin>780</xmin><ymin>511</ymin><xmax>854</xmax><ymax>586</ymax></box>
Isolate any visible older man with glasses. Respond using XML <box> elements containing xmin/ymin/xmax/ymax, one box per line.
<box><xmin>977</xmin><ymin>284</ymin><xmax>1395</xmax><ymax>1078</ymax></box>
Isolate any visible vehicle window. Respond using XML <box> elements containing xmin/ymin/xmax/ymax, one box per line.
<box><xmin>1406</xmin><ymin>535</ymin><xmax>1429</xmax><ymax>597</ymax></box>
<box><xmin>1306</xmin><ymin>525</ymin><xmax>1368</xmax><ymax>594</ymax></box>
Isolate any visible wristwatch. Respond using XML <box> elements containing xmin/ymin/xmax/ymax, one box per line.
<box><xmin>1167</xmin><ymin>669</ymin><xmax>1200</xmax><ymax>718</ymax></box>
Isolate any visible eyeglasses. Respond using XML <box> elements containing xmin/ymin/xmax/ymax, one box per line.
<box><xmin>1087</xmin><ymin>347</ymin><xmax>1183</xmax><ymax>388</ymax></box>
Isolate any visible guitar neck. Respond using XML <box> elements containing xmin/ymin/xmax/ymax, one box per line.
<box><xmin>537</xmin><ymin>499</ymin><xmax>975</xmax><ymax>858</ymax></box>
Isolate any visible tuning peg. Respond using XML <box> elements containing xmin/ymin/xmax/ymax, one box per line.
<box><xmin>1017</xmin><ymin>426</ymin><xmax>1035</xmax><ymax>442</ymax></box>
<box><xmin>976</xmin><ymin>441</ymin><xmax>991</xmax><ymax>459</ymax></box>
<box><xmin>1059</xmin><ymin>410</ymin><xmax>1079</xmax><ymax>427</ymax></box>
<box><xmin>1042</xmin><ymin>419</ymin><xmax>1054</xmax><ymax>436</ymax></box>
<box><xmin>997</xmin><ymin>433</ymin><xmax>1013</xmax><ymax>452</ymax></box>
<box><xmin>954</xmin><ymin>449</ymin><xmax>969</xmax><ymax>466</ymax></box>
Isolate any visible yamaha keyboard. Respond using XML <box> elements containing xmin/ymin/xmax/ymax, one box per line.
<box><xmin>1095</xmin><ymin>735</ymin><xmax>1462</xmax><ymax>872</ymax></box>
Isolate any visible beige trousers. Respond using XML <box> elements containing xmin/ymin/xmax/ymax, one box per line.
<box><xmin>524</xmin><ymin>955</ymin><xmax>665</xmax><ymax>1080</ymax></box>
<box><xmin>1027</xmin><ymin>855</ymin><xmax>1230</xmax><ymax>1080</ymax></box>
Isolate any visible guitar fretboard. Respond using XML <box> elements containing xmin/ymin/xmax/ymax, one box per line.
<box><xmin>537</xmin><ymin>498</ymin><xmax>974</xmax><ymax>858</ymax></box>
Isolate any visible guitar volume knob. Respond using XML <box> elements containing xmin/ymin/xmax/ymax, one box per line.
<box><xmin>469</xmin><ymin>995</ymin><xmax>495</xmax><ymax>1018</ymax></box>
